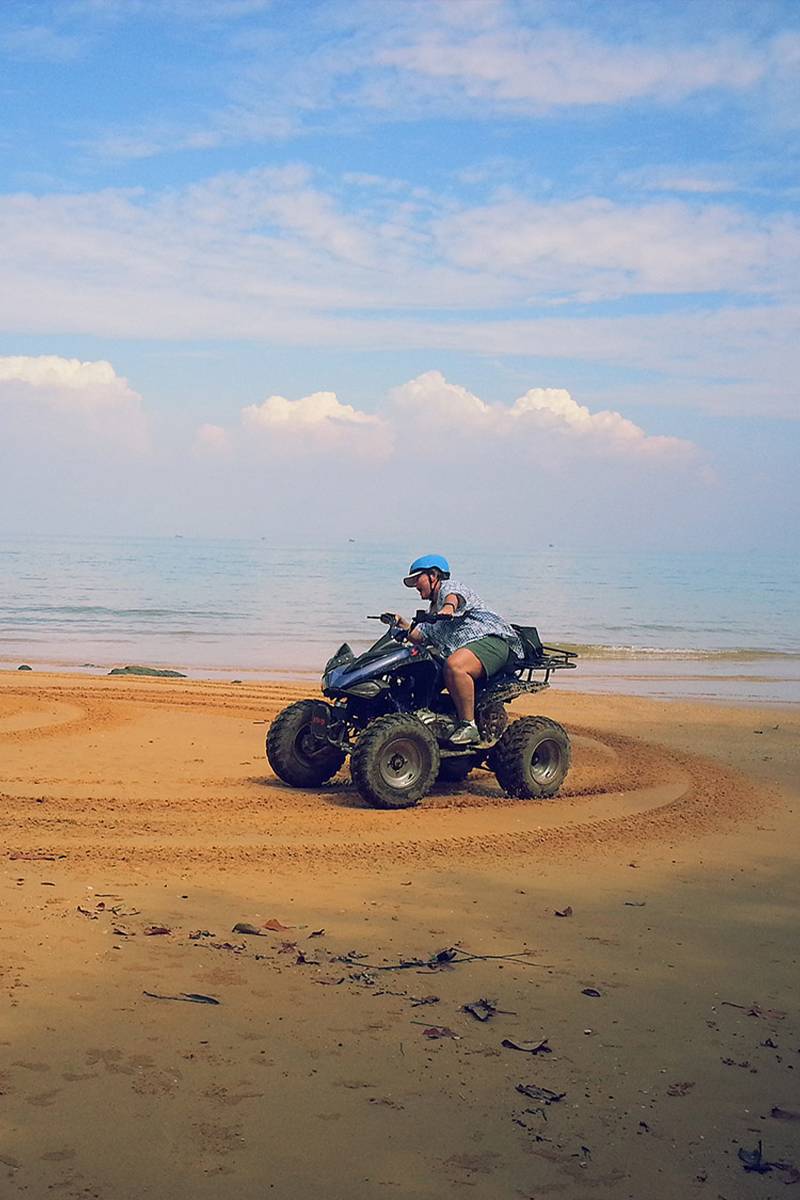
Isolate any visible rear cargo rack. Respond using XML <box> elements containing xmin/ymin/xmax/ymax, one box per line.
<box><xmin>515</xmin><ymin>645</ymin><xmax>578</xmax><ymax>685</ymax></box>
<box><xmin>510</xmin><ymin>624</ymin><xmax>577</xmax><ymax>685</ymax></box>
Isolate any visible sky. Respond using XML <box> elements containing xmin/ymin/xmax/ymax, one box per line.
<box><xmin>0</xmin><ymin>0</ymin><xmax>798</xmax><ymax>551</ymax></box>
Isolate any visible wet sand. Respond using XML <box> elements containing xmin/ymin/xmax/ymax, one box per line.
<box><xmin>1</xmin><ymin>672</ymin><xmax>798</xmax><ymax>1199</ymax></box>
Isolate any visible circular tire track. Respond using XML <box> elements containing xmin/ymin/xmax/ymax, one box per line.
<box><xmin>0</xmin><ymin>677</ymin><xmax>774</xmax><ymax>870</ymax></box>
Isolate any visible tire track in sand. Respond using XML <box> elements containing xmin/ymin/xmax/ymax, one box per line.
<box><xmin>0</xmin><ymin>676</ymin><xmax>771</xmax><ymax>870</ymax></box>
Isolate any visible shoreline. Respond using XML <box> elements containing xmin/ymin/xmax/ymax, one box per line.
<box><xmin>3</xmin><ymin>650</ymin><xmax>799</xmax><ymax>704</ymax></box>
<box><xmin>4</xmin><ymin>641</ymin><xmax>799</xmax><ymax>666</ymax></box>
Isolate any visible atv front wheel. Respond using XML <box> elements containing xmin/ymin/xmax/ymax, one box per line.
<box><xmin>491</xmin><ymin>717</ymin><xmax>571</xmax><ymax>799</ymax></box>
<box><xmin>266</xmin><ymin>700</ymin><xmax>346</xmax><ymax>787</ymax></box>
<box><xmin>351</xmin><ymin>714</ymin><xmax>440</xmax><ymax>809</ymax></box>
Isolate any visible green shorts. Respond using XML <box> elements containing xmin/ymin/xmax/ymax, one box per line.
<box><xmin>463</xmin><ymin>635</ymin><xmax>512</xmax><ymax>679</ymax></box>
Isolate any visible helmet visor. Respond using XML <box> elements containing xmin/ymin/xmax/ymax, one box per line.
<box><xmin>403</xmin><ymin>570</ymin><xmax>427</xmax><ymax>588</ymax></box>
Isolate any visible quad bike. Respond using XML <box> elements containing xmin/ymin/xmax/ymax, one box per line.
<box><xmin>266</xmin><ymin>612</ymin><xmax>577</xmax><ymax>809</ymax></box>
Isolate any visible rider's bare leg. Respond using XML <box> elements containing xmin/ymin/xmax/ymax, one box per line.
<box><xmin>443</xmin><ymin>648</ymin><xmax>485</xmax><ymax>723</ymax></box>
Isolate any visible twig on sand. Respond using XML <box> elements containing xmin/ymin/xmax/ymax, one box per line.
<box><xmin>143</xmin><ymin>990</ymin><xmax>220</xmax><ymax>1005</ymax></box>
<box><xmin>354</xmin><ymin>948</ymin><xmax>549</xmax><ymax>972</ymax></box>
<box><xmin>456</xmin><ymin>950</ymin><xmax>549</xmax><ymax>967</ymax></box>
<box><xmin>721</xmin><ymin>1000</ymin><xmax>786</xmax><ymax>1020</ymax></box>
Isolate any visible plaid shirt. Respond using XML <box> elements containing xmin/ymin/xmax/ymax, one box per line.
<box><xmin>416</xmin><ymin>579</ymin><xmax>523</xmax><ymax>659</ymax></box>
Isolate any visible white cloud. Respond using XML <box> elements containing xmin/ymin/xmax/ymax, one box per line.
<box><xmin>193</xmin><ymin>422</ymin><xmax>232</xmax><ymax>456</ymax></box>
<box><xmin>61</xmin><ymin>3</ymin><xmax>792</xmax><ymax>171</ymax></box>
<box><xmin>619</xmin><ymin>166</ymin><xmax>739</xmax><ymax>195</ymax></box>
<box><xmin>194</xmin><ymin>370</ymin><xmax>693</xmax><ymax>466</ymax></box>
<box><xmin>375</xmin><ymin>25</ymin><xmax>766</xmax><ymax>110</ymax></box>
<box><xmin>0</xmin><ymin>356</ymin><xmax>715</xmax><ymax>540</ymax></box>
<box><xmin>240</xmin><ymin>388</ymin><xmax>391</xmax><ymax>456</ymax></box>
<box><xmin>388</xmin><ymin>308</ymin><xmax>800</xmax><ymax>418</ymax></box>
<box><xmin>1</xmin><ymin>354</ymin><xmax>123</xmax><ymax>395</ymax></box>
<box><xmin>18</xmin><ymin>2</ymin><xmax>799</xmax><ymax>174</ymax></box>
<box><xmin>0</xmin><ymin>171</ymin><xmax>797</xmax><ymax>420</ymax></box>
<box><xmin>0</xmin><ymin>23</ymin><xmax>85</xmax><ymax>62</ymax></box>
<box><xmin>0</xmin><ymin>169</ymin><xmax>391</xmax><ymax>334</ymax></box>
<box><xmin>243</xmin><ymin>389</ymin><xmax>378</xmax><ymax>430</ymax></box>
<box><xmin>391</xmin><ymin>370</ymin><xmax>697</xmax><ymax>460</ymax></box>
<box><xmin>0</xmin><ymin>355</ymin><xmax>149</xmax><ymax>449</ymax></box>
<box><xmin>388</xmin><ymin>372</ymin><xmax>490</xmax><ymax>424</ymax></box>
<box><xmin>69</xmin><ymin>0</ymin><xmax>273</xmax><ymax>20</ymax></box>
<box><xmin>1</xmin><ymin>170</ymin><xmax>796</xmax><ymax>333</ymax></box>
<box><xmin>436</xmin><ymin>195</ymin><xmax>800</xmax><ymax>299</ymax></box>
<box><xmin>508</xmin><ymin>387</ymin><xmax>694</xmax><ymax>458</ymax></box>
<box><xmin>87</xmin><ymin>133</ymin><xmax>169</xmax><ymax>161</ymax></box>
<box><xmin>205</xmin><ymin>10</ymin><xmax>795</xmax><ymax>146</ymax></box>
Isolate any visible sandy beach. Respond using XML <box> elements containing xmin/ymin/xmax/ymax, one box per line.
<box><xmin>1</xmin><ymin>671</ymin><xmax>798</xmax><ymax>1199</ymax></box>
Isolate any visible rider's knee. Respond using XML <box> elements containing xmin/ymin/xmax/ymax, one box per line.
<box><xmin>444</xmin><ymin>653</ymin><xmax>467</xmax><ymax>681</ymax></box>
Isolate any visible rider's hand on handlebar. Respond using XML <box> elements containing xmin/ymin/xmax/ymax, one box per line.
<box><xmin>413</xmin><ymin>609</ymin><xmax>441</xmax><ymax>624</ymax></box>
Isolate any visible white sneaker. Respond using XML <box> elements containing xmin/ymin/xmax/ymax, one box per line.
<box><xmin>449</xmin><ymin>721</ymin><xmax>480</xmax><ymax>746</ymax></box>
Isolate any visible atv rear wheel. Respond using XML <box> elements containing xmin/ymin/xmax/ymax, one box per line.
<box><xmin>476</xmin><ymin>699</ymin><xmax>508</xmax><ymax>742</ymax></box>
<box><xmin>266</xmin><ymin>700</ymin><xmax>346</xmax><ymax>788</ymax></box>
<box><xmin>491</xmin><ymin>717</ymin><xmax>571</xmax><ymax>799</ymax></box>
<box><xmin>351</xmin><ymin>713</ymin><xmax>440</xmax><ymax>809</ymax></box>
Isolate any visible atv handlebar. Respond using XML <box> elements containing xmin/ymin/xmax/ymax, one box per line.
<box><xmin>365</xmin><ymin>612</ymin><xmax>446</xmax><ymax>660</ymax></box>
<box><xmin>367</xmin><ymin>610</ymin><xmax>447</xmax><ymax>628</ymax></box>
<box><xmin>366</xmin><ymin>613</ymin><xmax>414</xmax><ymax>643</ymax></box>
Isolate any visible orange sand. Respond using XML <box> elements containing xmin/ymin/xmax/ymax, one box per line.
<box><xmin>1</xmin><ymin>672</ymin><xmax>798</xmax><ymax>1199</ymax></box>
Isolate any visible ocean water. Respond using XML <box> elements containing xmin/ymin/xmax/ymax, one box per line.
<box><xmin>1</xmin><ymin>536</ymin><xmax>798</xmax><ymax>702</ymax></box>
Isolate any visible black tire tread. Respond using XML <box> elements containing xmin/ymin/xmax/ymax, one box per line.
<box><xmin>491</xmin><ymin>716</ymin><xmax>571</xmax><ymax>799</ymax></box>
<box><xmin>351</xmin><ymin>713</ymin><xmax>440</xmax><ymax>809</ymax></box>
<box><xmin>475</xmin><ymin>699</ymin><xmax>509</xmax><ymax>742</ymax></box>
<box><xmin>266</xmin><ymin>700</ymin><xmax>346</xmax><ymax>788</ymax></box>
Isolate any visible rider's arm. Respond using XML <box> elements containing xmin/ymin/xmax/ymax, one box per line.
<box><xmin>395</xmin><ymin>615</ymin><xmax>425</xmax><ymax>642</ymax></box>
<box><xmin>396</xmin><ymin>592</ymin><xmax>464</xmax><ymax>640</ymax></box>
<box><xmin>439</xmin><ymin>592</ymin><xmax>464</xmax><ymax>616</ymax></box>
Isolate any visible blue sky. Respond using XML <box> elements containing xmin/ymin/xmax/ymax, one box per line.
<box><xmin>0</xmin><ymin>0</ymin><xmax>798</xmax><ymax>549</ymax></box>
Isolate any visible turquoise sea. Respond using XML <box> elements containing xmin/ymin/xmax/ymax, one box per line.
<box><xmin>1</xmin><ymin>536</ymin><xmax>798</xmax><ymax>703</ymax></box>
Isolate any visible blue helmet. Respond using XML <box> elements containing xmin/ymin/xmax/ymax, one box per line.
<box><xmin>403</xmin><ymin>553</ymin><xmax>451</xmax><ymax>587</ymax></box>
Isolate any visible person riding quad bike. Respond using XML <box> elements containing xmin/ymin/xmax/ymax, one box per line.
<box><xmin>265</xmin><ymin>553</ymin><xmax>576</xmax><ymax>809</ymax></box>
<box><xmin>395</xmin><ymin>554</ymin><xmax>524</xmax><ymax>746</ymax></box>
